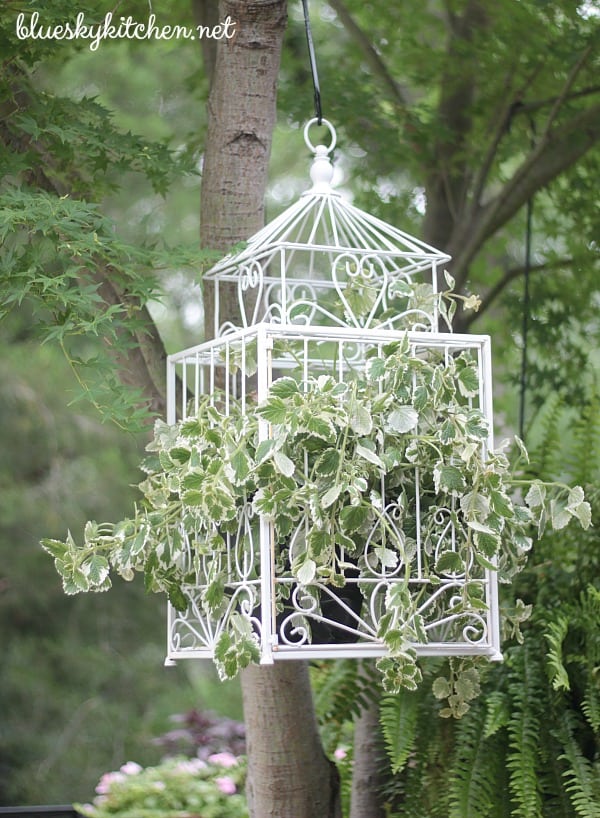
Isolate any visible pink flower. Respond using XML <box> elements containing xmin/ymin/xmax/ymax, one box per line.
<box><xmin>208</xmin><ymin>751</ymin><xmax>238</xmax><ymax>768</ymax></box>
<box><xmin>334</xmin><ymin>747</ymin><xmax>348</xmax><ymax>761</ymax></box>
<box><xmin>120</xmin><ymin>761</ymin><xmax>143</xmax><ymax>776</ymax></box>
<box><xmin>215</xmin><ymin>776</ymin><xmax>237</xmax><ymax>795</ymax></box>
<box><xmin>175</xmin><ymin>758</ymin><xmax>207</xmax><ymax>774</ymax></box>
<box><xmin>95</xmin><ymin>771</ymin><xmax>126</xmax><ymax>794</ymax></box>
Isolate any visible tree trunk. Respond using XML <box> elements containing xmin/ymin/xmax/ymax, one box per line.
<box><xmin>349</xmin><ymin>682</ymin><xmax>385</xmax><ymax>818</ymax></box>
<box><xmin>199</xmin><ymin>2</ymin><xmax>341</xmax><ymax>816</ymax></box>
<box><xmin>242</xmin><ymin>663</ymin><xmax>341</xmax><ymax>818</ymax></box>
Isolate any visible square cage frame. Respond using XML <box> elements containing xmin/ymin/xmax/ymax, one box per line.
<box><xmin>165</xmin><ymin>322</ymin><xmax>501</xmax><ymax>666</ymax></box>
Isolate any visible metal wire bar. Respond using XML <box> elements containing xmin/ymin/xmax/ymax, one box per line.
<box><xmin>302</xmin><ymin>0</ymin><xmax>323</xmax><ymax>124</ymax></box>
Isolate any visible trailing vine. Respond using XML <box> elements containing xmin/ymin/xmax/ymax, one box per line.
<box><xmin>42</xmin><ymin>337</ymin><xmax>590</xmax><ymax>691</ymax></box>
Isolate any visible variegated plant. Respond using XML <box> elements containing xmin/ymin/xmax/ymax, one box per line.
<box><xmin>42</xmin><ymin>337</ymin><xmax>590</xmax><ymax>690</ymax></box>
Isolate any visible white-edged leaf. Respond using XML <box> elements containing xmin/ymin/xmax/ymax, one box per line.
<box><xmin>550</xmin><ymin>498</ymin><xmax>571</xmax><ymax>531</ymax></box>
<box><xmin>321</xmin><ymin>484</ymin><xmax>343</xmax><ymax>509</ymax></box>
<box><xmin>296</xmin><ymin>557</ymin><xmax>316</xmax><ymax>586</ymax></box>
<box><xmin>273</xmin><ymin>450</ymin><xmax>295</xmax><ymax>477</ymax></box>
<box><xmin>513</xmin><ymin>435</ymin><xmax>530</xmax><ymax>464</ymax></box>
<box><xmin>387</xmin><ymin>406</ymin><xmax>419</xmax><ymax>433</ymax></box>
<box><xmin>356</xmin><ymin>443</ymin><xmax>385</xmax><ymax>469</ymax></box>
<box><xmin>456</xmin><ymin>365</ymin><xmax>480</xmax><ymax>398</ymax></box>
<box><xmin>269</xmin><ymin>376</ymin><xmax>300</xmax><ymax>399</ymax></box>
<box><xmin>566</xmin><ymin>485</ymin><xmax>585</xmax><ymax>511</ymax></box>
<box><xmin>375</xmin><ymin>545</ymin><xmax>398</xmax><ymax>569</ymax></box>
<box><xmin>349</xmin><ymin>403</ymin><xmax>373</xmax><ymax>436</ymax></box>
<box><xmin>574</xmin><ymin>501</ymin><xmax>592</xmax><ymax>529</ymax></box>
<box><xmin>525</xmin><ymin>481</ymin><xmax>546</xmax><ymax>508</ymax></box>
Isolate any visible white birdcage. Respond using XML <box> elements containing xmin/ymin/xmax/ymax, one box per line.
<box><xmin>165</xmin><ymin>120</ymin><xmax>501</xmax><ymax>667</ymax></box>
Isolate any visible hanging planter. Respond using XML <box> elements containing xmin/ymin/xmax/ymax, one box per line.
<box><xmin>42</xmin><ymin>121</ymin><xmax>591</xmax><ymax>692</ymax></box>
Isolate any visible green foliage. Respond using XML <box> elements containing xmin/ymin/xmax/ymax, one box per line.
<box><xmin>377</xmin><ymin>394</ymin><xmax>600</xmax><ymax>817</ymax></box>
<box><xmin>43</xmin><ymin>337</ymin><xmax>589</xmax><ymax>692</ymax></box>
<box><xmin>311</xmin><ymin>660</ymin><xmax>380</xmax><ymax>753</ymax></box>
<box><xmin>0</xmin><ymin>334</ymin><xmax>207</xmax><ymax>806</ymax></box>
<box><xmin>76</xmin><ymin>755</ymin><xmax>248</xmax><ymax>818</ymax></box>
<box><xmin>447</xmin><ymin>699</ymin><xmax>503</xmax><ymax>818</ymax></box>
<box><xmin>380</xmin><ymin>689</ymin><xmax>419</xmax><ymax>775</ymax></box>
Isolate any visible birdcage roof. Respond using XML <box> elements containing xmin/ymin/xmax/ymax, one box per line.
<box><xmin>203</xmin><ymin>120</ymin><xmax>451</xmax><ymax>283</ymax></box>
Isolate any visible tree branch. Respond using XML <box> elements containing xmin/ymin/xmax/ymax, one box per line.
<box><xmin>422</xmin><ymin>0</ymin><xmax>489</xmax><ymax>250</ymax></box>
<box><xmin>456</xmin><ymin>257</ymin><xmax>574</xmax><ymax>332</ymax></box>
<box><xmin>539</xmin><ymin>43</ymin><xmax>594</xmax><ymax>141</ymax></box>
<box><xmin>326</xmin><ymin>0</ymin><xmax>413</xmax><ymax>111</ymax></box>
<box><xmin>450</xmin><ymin>102</ymin><xmax>600</xmax><ymax>281</ymax></box>
<box><xmin>0</xmin><ymin>67</ymin><xmax>169</xmax><ymax>421</ymax></box>
<box><xmin>516</xmin><ymin>84</ymin><xmax>600</xmax><ymax>117</ymax></box>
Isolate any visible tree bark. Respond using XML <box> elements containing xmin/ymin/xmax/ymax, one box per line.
<box><xmin>200</xmin><ymin>0</ymin><xmax>287</xmax><ymax>338</ymax></box>
<box><xmin>199</xmin><ymin>3</ymin><xmax>341</xmax><ymax>816</ymax></box>
<box><xmin>349</xmin><ymin>692</ymin><xmax>386</xmax><ymax>818</ymax></box>
<box><xmin>242</xmin><ymin>663</ymin><xmax>341</xmax><ymax>818</ymax></box>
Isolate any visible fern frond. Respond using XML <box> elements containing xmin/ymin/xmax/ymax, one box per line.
<box><xmin>483</xmin><ymin>690</ymin><xmax>510</xmax><ymax>738</ymax></box>
<box><xmin>380</xmin><ymin>690</ymin><xmax>419</xmax><ymax>774</ymax></box>
<box><xmin>545</xmin><ymin>614</ymin><xmax>571</xmax><ymax>691</ymax></box>
<box><xmin>544</xmin><ymin>752</ymin><xmax>578</xmax><ymax>818</ymax></box>
<box><xmin>311</xmin><ymin>659</ymin><xmax>380</xmax><ymax>752</ymax></box>
<box><xmin>554</xmin><ymin>711</ymin><xmax>599</xmax><ymax>818</ymax></box>
<box><xmin>448</xmin><ymin>699</ymin><xmax>499</xmax><ymax>818</ymax></box>
<box><xmin>581</xmin><ymin>691</ymin><xmax>600</xmax><ymax>735</ymax></box>
<box><xmin>506</xmin><ymin>645</ymin><xmax>544</xmax><ymax>818</ymax></box>
<box><xmin>566</xmin><ymin>389</ymin><xmax>600</xmax><ymax>487</ymax></box>
<box><xmin>527</xmin><ymin>391</ymin><xmax>565</xmax><ymax>479</ymax></box>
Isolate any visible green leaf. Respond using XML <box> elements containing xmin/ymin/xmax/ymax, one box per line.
<box><xmin>525</xmin><ymin>481</ymin><xmax>546</xmax><ymax>508</ymax></box>
<box><xmin>387</xmin><ymin>406</ymin><xmax>419</xmax><ymax>433</ymax></box>
<box><xmin>230</xmin><ymin>448</ymin><xmax>251</xmax><ymax>483</ymax></box>
<box><xmin>269</xmin><ymin>376</ymin><xmax>300</xmax><ymax>398</ymax></box>
<box><xmin>168</xmin><ymin>584</ymin><xmax>188</xmax><ymax>612</ymax></box>
<box><xmin>474</xmin><ymin>529</ymin><xmax>500</xmax><ymax>557</ymax></box>
<box><xmin>436</xmin><ymin>551</ymin><xmax>464</xmax><ymax>573</ymax></box>
<box><xmin>340</xmin><ymin>503</ymin><xmax>369</xmax><ymax>533</ymax></box>
<box><xmin>82</xmin><ymin>554</ymin><xmax>110</xmax><ymax>586</ymax></box>
<box><xmin>169</xmin><ymin>446</ymin><xmax>191</xmax><ymax>464</ymax></box>
<box><xmin>456</xmin><ymin>363</ymin><xmax>480</xmax><ymax>398</ymax></box>
<box><xmin>296</xmin><ymin>557</ymin><xmax>316</xmax><ymax>585</ymax></box>
<box><xmin>273</xmin><ymin>450</ymin><xmax>295</xmax><ymax>477</ymax></box>
<box><xmin>356</xmin><ymin>442</ymin><xmax>385</xmax><ymax>469</ymax></box>
<box><xmin>314</xmin><ymin>448</ymin><xmax>341</xmax><ymax>476</ymax></box>
<box><xmin>308</xmin><ymin>529</ymin><xmax>332</xmax><ymax>558</ymax></box>
<box><xmin>303</xmin><ymin>415</ymin><xmax>337</xmax><ymax>442</ymax></box>
<box><xmin>258</xmin><ymin>396</ymin><xmax>288</xmax><ymax>424</ymax></box>
<box><xmin>255</xmin><ymin>438</ymin><xmax>277</xmax><ymax>463</ymax></box>
<box><xmin>182</xmin><ymin>471</ymin><xmax>205</xmax><ymax>491</ymax></box>
<box><xmin>366</xmin><ymin>356</ymin><xmax>386</xmax><ymax>380</ymax></box>
<box><xmin>40</xmin><ymin>538</ymin><xmax>68</xmax><ymax>559</ymax></box>
<box><xmin>460</xmin><ymin>490</ymin><xmax>490</xmax><ymax>520</ymax></box>
<box><xmin>183</xmin><ymin>489</ymin><xmax>205</xmax><ymax>506</ymax></box>
<box><xmin>321</xmin><ymin>484</ymin><xmax>343</xmax><ymax>509</ymax></box>
<box><xmin>349</xmin><ymin>402</ymin><xmax>373</xmax><ymax>435</ymax></box>
<box><xmin>434</xmin><ymin>463</ymin><xmax>466</xmax><ymax>494</ymax></box>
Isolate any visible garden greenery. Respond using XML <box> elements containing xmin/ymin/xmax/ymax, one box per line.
<box><xmin>76</xmin><ymin>754</ymin><xmax>248</xmax><ymax>818</ymax></box>
<box><xmin>42</xmin><ymin>336</ymin><xmax>591</xmax><ymax>693</ymax></box>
